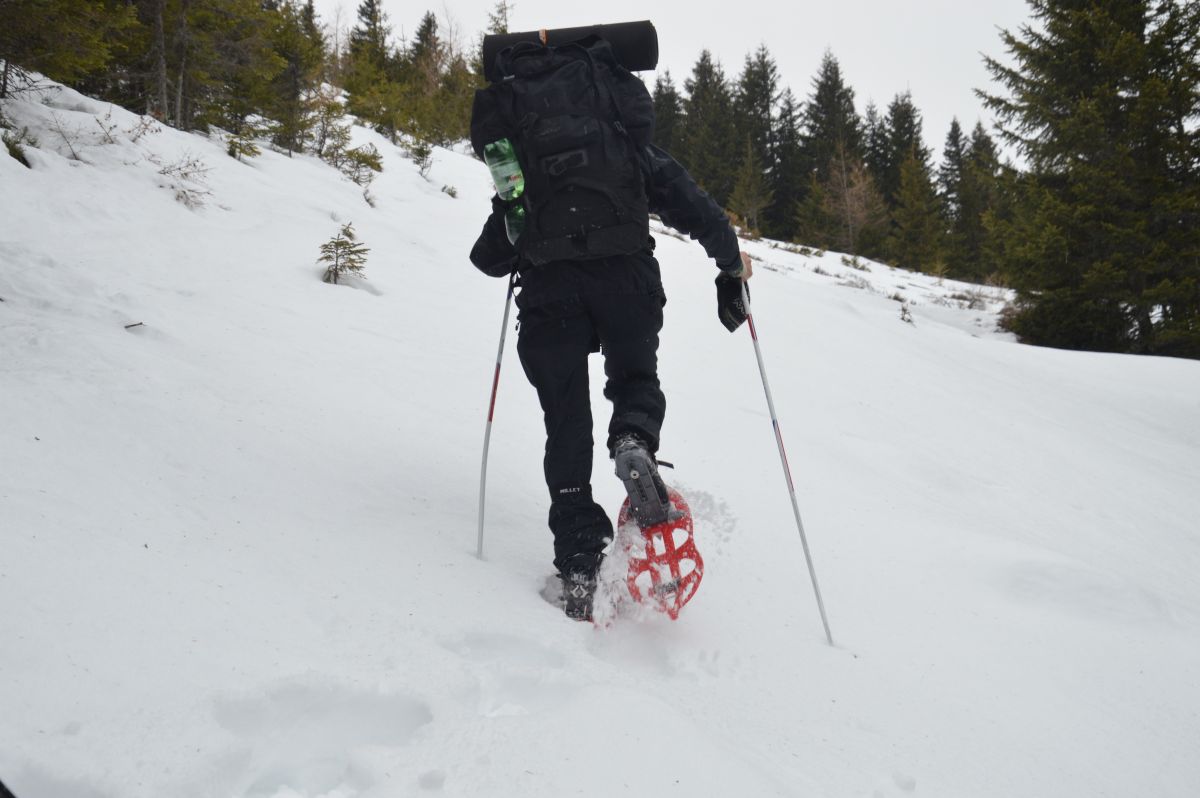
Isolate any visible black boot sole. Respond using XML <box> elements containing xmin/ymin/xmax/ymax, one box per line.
<box><xmin>614</xmin><ymin>445</ymin><xmax>670</xmax><ymax>527</ymax></box>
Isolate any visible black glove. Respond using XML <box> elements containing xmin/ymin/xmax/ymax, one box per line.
<box><xmin>716</xmin><ymin>273</ymin><xmax>749</xmax><ymax>332</ymax></box>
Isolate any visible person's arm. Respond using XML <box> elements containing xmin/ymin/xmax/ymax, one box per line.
<box><xmin>469</xmin><ymin>195</ymin><xmax>519</xmax><ymax>278</ymax></box>
<box><xmin>644</xmin><ymin>144</ymin><xmax>753</xmax><ymax>331</ymax></box>
<box><xmin>643</xmin><ymin>144</ymin><xmax>749</xmax><ymax>279</ymax></box>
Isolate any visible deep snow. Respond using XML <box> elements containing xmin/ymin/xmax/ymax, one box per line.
<box><xmin>2</xmin><ymin>81</ymin><xmax>1199</xmax><ymax>798</ymax></box>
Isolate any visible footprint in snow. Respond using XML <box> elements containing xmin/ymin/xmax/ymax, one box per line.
<box><xmin>873</xmin><ymin>771</ymin><xmax>917</xmax><ymax>796</ymax></box>
<box><xmin>441</xmin><ymin>631</ymin><xmax>576</xmax><ymax>718</ymax></box>
<box><xmin>211</xmin><ymin>680</ymin><xmax>432</xmax><ymax>798</ymax></box>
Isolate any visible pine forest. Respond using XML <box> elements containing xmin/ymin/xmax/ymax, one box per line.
<box><xmin>2</xmin><ymin>0</ymin><xmax>1197</xmax><ymax>357</ymax></box>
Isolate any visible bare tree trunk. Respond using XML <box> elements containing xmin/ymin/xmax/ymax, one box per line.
<box><xmin>153</xmin><ymin>0</ymin><xmax>169</xmax><ymax>120</ymax></box>
<box><xmin>1</xmin><ymin>60</ymin><xmax>10</xmax><ymax>99</ymax></box>
<box><xmin>835</xmin><ymin>142</ymin><xmax>856</xmax><ymax>254</ymax></box>
<box><xmin>174</xmin><ymin>0</ymin><xmax>191</xmax><ymax>128</ymax></box>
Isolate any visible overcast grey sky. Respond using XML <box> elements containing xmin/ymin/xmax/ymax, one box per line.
<box><xmin>313</xmin><ymin>0</ymin><xmax>1032</xmax><ymax>162</ymax></box>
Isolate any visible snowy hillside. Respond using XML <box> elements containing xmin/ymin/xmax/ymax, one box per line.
<box><xmin>3</xmin><ymin>82</ymin><xmax>1199</xmax><ymax>798</ymax></box>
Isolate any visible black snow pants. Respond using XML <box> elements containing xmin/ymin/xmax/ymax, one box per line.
<box><xmin>514</xmin><ymin>250</ymin><xmax>666</xmax><ymax>577</ymax></box>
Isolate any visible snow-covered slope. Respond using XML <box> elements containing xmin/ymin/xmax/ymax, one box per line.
<box><xmin>2</xmin><ymin>83</ymin><xmax>1199</xmax><ymax>798</ymax></box>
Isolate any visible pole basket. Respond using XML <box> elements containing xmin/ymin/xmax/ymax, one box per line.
<box><xmin>617</xmin><ymin>488</ymin><xmax>703</xmax><ymax>620</ymax></box>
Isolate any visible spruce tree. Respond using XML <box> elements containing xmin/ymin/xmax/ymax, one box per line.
<box><xmin>652</xmin><ymin>71</ymin><xmax>684</xmax><ymax>154</ymax></box>
<box><xmin>939</xmin><ymin>119</ymin><xmax>968</xmax><ymax>273</ymax></box>
<box><xmin>888</xmin><ymin>154</ymin><xmax>945</xmax><ymax>271</ymax></box>
<box><xmin>862</xmin><ymin>102</ymin><xmax>890</xmax><ymax>194</ymax></box>
<box><xmin>729</xmin><ymin>137</ymin><xmax>774</xmax><ymax>234</ymax></box>
<box><xmin>939</xmin><ymin>119</ymin><xmax>966</xmax><ymax>227</ymax></box>
<box><xmin>732</xmin><ymin>45</ymin><xmax>779</xmax><ymax>184</ymax></box>
<box><xmin>765</xmin><ymin>87</ymin><xmax>808</xmax><ymax>241</ymax></box>
<box><xmin>320</xmin><ymin>222</ymin><xmax>370</xmax><ymax>284</ymax></box>
<box><xmin>486</xmin><ymin>1</ymin><xmax>513</xmax><ymax>34</ymax></box>
<box><xmin>268</xmin><ymin>0</ymin><xmax>325</xmax><ymax>155</ymax></box>
<box><xmin>794</xmin><ymin>174</ymin><xmax>833</xmax><ymax>249</ymax></box>
<box><xmin>680</xmin><ymin>50</ymin><xmax>737</xmax><ymax>205</ymax></box>
<box><xmin>199</xmin><ymin>0</ymin><xmax>286</xmax><ymax>136</ymax></box>
<box><xmin>407</xmin><ymin>11</ymin><xmax>443</xmax><ymax>91</ymax></box>
<box><xmin>872</xmin><ymin>92</ymin><xmax>932</xmax><ymax>210</ymax></box>
<box><xmin>349</xmin><ymin>0</ymin><xmax>391</xmax><ymax>71</ymax></box>
<box><xmin>0</xmin><ymin>0</ymin><xmax>136</xmax><ymax>98</ymax></box>
<box><xmin>344</xmin><ymin>0</ymin><xmax>400</xmax><ymax>138</ymax></box>
<box><xmin>953</xmin><ymin>122</ymin><xmax>1003</xmax><ymax>280</ymax></box>
<box><xmin>982</xmin><ymin>0</ymin><xmax>1200</xmax><ymax>356</ymax></box>
<box><xmin>802</xmin><ymin>51</ymin><xmax>861</xmax><ymax>183</ymax></box>
<box><xmin>474</xmin><ymin>1</ymin><xmax>513</xmax><ymax>80</ymax></box>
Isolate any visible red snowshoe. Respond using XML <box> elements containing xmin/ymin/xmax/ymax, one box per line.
<box><xmin>612</xmin><ymin>434</ymin><xmax>703</xmax><ymax>619</ymax></box>
<box><xmin>616</xmin><ymin>488</ymin><xmax>703</xmax><ymax>619</ymax></box>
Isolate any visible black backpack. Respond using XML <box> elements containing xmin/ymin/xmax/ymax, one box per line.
<box><xmin>470</xmin><ymin>36</ymin><xmax>655</xmax><ymax>265</ymax></box>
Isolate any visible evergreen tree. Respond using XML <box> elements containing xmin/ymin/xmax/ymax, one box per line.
<box><xmin>794</xmin><ymin>174</ymin><xmax>833</xmax><ymax>249</ymax></box>
<box><xmin>0</xmin><ymin>0</ymin><xmax>136</xmax><ymax>98</ymax></box>
<box><xmin>802</xmin><ymin>50</ymin><xmax>861</xmax><ymax>183</ymax></box>
<box><xmin>344</xmin><ymin>0</ymin><xmax>397</xmax><ymax>137</ymax></box>
<box><xmin>348</xmin><ymin>0</ymin><xmax>390</xmax><ymax>71</ymax></box>
<box><xmin>938</xmin><ymin>118</ymin><xmax>968</xmax><ymax>273</ymax></box>
<box><xmin>197</xmin><ymin>0</ymin><xmax>286</xmax><ymax>136</ymax></box>
<box><xmin>765</xmin><ymin>87</ymin><xmax>808</xmax><ymax>241</ymax></box>
<box><xmin>680</xmin><ymin>50</ymin><xmax>737</xmax><ymax>205</ymax></box>
<box><xmin>888</xmin><ymin>154</ymin><xmax>945</xmax><ymax>271</ymax></box>
<box><xmin>486</xmin><ymin>0</ymin><xmax>513</xmax><ymax>34</ymax></box>
<box><xmin>729</xmin><ymin>137</ymin><xmax>774</xmax><ymax>234</ymax></box>
<box><xmin>407</xmin><ymin>11</ymin><xmax>442</xmax><ymax>92</ymax></box>
<box><xmin>952</xmin><ymin>122</ymin><xmax>1003</xmax><ymax>279</ymax></box>
<box><xmin>652</xmin><ymin>71</ymin><xmax>683</xmax><ymax>154</ymax></box>
<box><xmin>877</xmin><ymin>91</ymin><xmax>930</xmax><ymax>209</ymax></box>
<box><xmin>475</xmin><ymin>0</ymin><xmax>513</xmax><ymax>79</ymax></box>
<box><xmin>862</xmin><ymin>101</ymin><xmax>890</xmax><ymax>192</ymax></box>
<box><xmin>268</xmin><ymin>0</ymin><xmax>325</xmax><ymax>155</ymax></box>
<box><xmin>299</xmin><ymin>0</ymin><xmax>326</xmax><ymax>80</ymax></box>
<box><xmin>939</xmin><ymin>118</ymin><xmax>966</xmax><ymax>226</ymax></box>
<box><xmin>320</xmin><ymin>222</ymin><xmax>369</xmax><ymax>284</ymax></box>
<box><xmin>732</xmin><ymin>45</ymin><xmax>779</xmax><ymax>183</ymax></box>
<box><xmin>982</xmin><ymin>0</ymin><xmax>1200</xmax><ymax>356</ymax></box>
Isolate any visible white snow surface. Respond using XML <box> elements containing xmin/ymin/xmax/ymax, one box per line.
<box><xmin>3</xmin><ymin>82</ymin><xmax>1200</xmax><ymax>798</ymax></box>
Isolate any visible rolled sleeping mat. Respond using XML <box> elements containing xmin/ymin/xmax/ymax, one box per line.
<box><xmin>482</xmin><ymin>20</ymin><xmax>658</xmax><ymax>83</ymax></box>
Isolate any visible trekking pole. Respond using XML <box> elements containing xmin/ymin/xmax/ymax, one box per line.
<box><xmin>477</xmin><ymin>271</ymin><xmax>517</xmax><ymax>560</ymax></box>
<box><xmin>741</xmin><ymin>282</ymin><xmax>834</xmax><ymax>646</ymax></box>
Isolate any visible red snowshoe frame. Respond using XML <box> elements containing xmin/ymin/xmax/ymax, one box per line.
<box><xmin>617</xmin><ymin>488</ymin><xmax>703</xmax><ymax>619</ymax></box>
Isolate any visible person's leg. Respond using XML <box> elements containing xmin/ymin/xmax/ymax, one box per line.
<box><xmin>588</xmin><ymin>290</ymin><xmax>666</xmax><ymax>457</ymax></box>
<box><xmin>515</xmin><ymin>299</ymin><xmax>613</xmax><ymax>577</ymax></box>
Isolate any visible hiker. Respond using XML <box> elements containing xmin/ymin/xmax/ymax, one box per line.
<box><xmin>469</xmin><ymin>31</ymin><xmax>752</xmax><ymax>619</ymax></box>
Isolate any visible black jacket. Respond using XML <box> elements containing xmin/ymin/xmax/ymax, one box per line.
<box><xmin>469</xmin><ymin>144</ymin><xmax>741</xmax><ymax>285</ymax></box>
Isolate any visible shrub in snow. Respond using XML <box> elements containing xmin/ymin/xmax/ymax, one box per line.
<box><xmin>2</xmin><ymin>127</ymin><xmax>35</xmax><ymax>168</ymax></box>
<box><xmin>320</xmin><ymin>122</ymin><xmax>382</xmax><ymax>206</ymax></box>
<box><xmin>124</xmin><ymin>115</ymin><xmax>161</xmax><ymax>143</ymax></box>
<box><xmin>226</xmin><ymin>128</ymin><xmax>262</xmax><ymax>161</ymax></box>
<box><xmin>342</xmin><ymin>143</ymin><xmax>382</xmax><ymax>184</ymax></box>
<box><xmin>47</xmin><ymin>111</ymin><xmax>82</xmax><ymax>160</ymax></box>
<box><xmin>408</xmin><ymin>138</ymin><xmax>433</xmax><ymax>179</ymax></box>
<box><xmin>319</xmin><ymin>223</ymin><xmax>369</xmax><ymax>285</ymax></box>
<box><xmin>151</xmin><ymin>152</ymin><xmax>211</xmax><ymax>209</ymax></box>
<box><xmin>841</xmin><ymin>255</ymin><xmax>869</xmax><ymax>272</ymax></box>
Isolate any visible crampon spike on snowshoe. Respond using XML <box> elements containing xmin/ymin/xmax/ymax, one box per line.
<box><xmin>617</xmin><ymin>488</ymin><xmax>703</xmax><ymax>620</ymax></box>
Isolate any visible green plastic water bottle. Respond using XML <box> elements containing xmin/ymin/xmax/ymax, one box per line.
<box><xmin>483</xmin><ymin>138</ymin><xmax>526</xmax><ymax>244</ymax></box>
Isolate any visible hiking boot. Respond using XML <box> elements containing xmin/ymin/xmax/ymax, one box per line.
<box><xmin>561</xmin><ymin>570</ymin><xmax>597</xmax><ymax>622</ymax></box>
<box><xmin>612</xmin><ymin>433</ymin><xmax>670</xmax><ymax>527</ymax></box>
